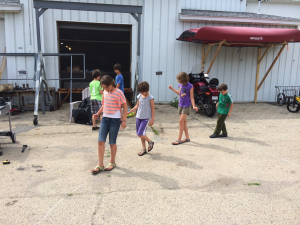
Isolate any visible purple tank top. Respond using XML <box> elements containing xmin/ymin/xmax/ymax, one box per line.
<box><xmin>178</xmin><ymin>82</ymin><xmax>193</xmax><ymax>108</ymax></box>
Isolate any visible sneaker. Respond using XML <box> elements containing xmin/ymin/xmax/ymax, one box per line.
<box><xmin>92</xmin><ymin>127</ymin><xmax>99</xmax><ymax>131</ymax></box>
<box><xmin>219</xmin><ymin>134</ymin><xmax>228</xmax><ymax>137</ymax></box>
<box><xmin>209</xmin><ymin>133</ymin><xmax>219</xmax><ymax>138</ymax></box>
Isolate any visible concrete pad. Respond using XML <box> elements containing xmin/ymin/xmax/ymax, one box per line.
<box><xmin>0</xmin><ymin>103</ymin><xmax>299</xmax><ymax>224</ymax></box>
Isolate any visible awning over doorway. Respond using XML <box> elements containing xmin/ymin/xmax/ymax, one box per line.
<box><xmin>176</xmin><ymin>26</ymin><xmax>300</xmax><ymax>103</ymax></box>
<box><xmin>177</xmin><ymin>26</ymin><xmax>300</xmax><ymax>47</ymax></box>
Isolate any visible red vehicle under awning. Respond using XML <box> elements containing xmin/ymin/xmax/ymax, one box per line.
<box><xmin>177</xmin><ymin>26</ymin><xmax>300</xmax><ymax>46</ymax></box>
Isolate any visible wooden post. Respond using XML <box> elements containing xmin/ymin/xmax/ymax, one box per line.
<box><xmin>0</xmin><ymin>47</ymin><xmax>7</xmax><ymax>79</ymax></box>
<box><xmin>203</xmin><ymin>44</ymin><xmax>213</xmax><ymax>62</ymax></box>
<box><xmin>258</xmin><ymin>46</ymin><xmax>270</xmax><ymax>64</ymax></box>
<box><xmin>254</xmin><ymin>48</ymin><xmax>261</xmax><ymax>103</ymax></box>
<box><xmin>202</xmin><ymin>44</ymin><xmax>213</xmax><ymax>72</ymax></box>
<box><xmin>201</xmin><ymin>45</ymin><xmax>205</xmax><ymax>72</ymax></box>
<box><xmin>258</xmin><ymin>43</ymin><xmax>287</xmax><ymax>90</ymax></box>
<box><xmin>206</xmin><ymin>40</ymin><xmax>224</xmax><ymax>74</ymax></box>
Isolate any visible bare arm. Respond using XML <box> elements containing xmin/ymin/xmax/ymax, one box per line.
<box><xmin>94</xmin><ymin>106</ymin><xmax>103</xmax><ymax>119</ymax></box>
<box><xmin>116</xmin><ymin>83</ymin><xmax>120</xmax><ymax>89</ymax></box>
<box><xmin>190</xmin><ymin>87</ymin><xmax>198</xmax><ymax>111</ymax></box>
<box><xmin>128</xmin><ymin>100</ymin><xmax>139</xmax><ymax>114</ymax></box>
<box><xmin>168</xmin><ymin>85</ymin><xmax>180</xmax><ymax>95</ymax></box>
<box><xmin>121</xmin><ymin>102</ymin><xmax>128</xmax><ymax>129</ymax></box>
<box><xmin>228</xmin><ymin>103</ymin><xmax>233</xmax><ymax>117</ymax></box>
<box><xmin>149</xmin><ymin>99</ymin><xmax>155</xmax><ymax>126</ymax></box>
<box><xmin>99</xmin><ymin>89</ymin><xmax>103</xmax><ymax>95</ymax></box>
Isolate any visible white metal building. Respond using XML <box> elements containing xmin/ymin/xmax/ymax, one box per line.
<box><xmin>1</xmin><ymin>0</ymin><xmax>300</xmax><ymax>103</ymax></box>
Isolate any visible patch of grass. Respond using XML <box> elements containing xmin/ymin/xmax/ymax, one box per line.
<box><xmin>68</xmin><ymin>193</ymin><xmax>73</xmax><ymax>196</ymax></box>
<box><xmin>105</xmin><ymin>155</ymin><xmax>111</xmax><ymax>157</ymax></box>
<box><xmin>93</xmin><ymin>211</ymin><xmax>97</xmax><ymax>215</ymax></box>
<box><xmin>170</xmin><ymin>97</ymin><xmax>179</xmax><ymax>108</ymax></box>
<box><xmin>97</xmin><ymin>192</ymin><xmax>101</xmax><ymax>195</ymax></box>
<box><xmin>151</xmin><ymin>126</ymin><xmax>159</xmax><ymax>135</ymax></box>
<box><xmin>247</xmin><ymin>183</ymin><xmax>261</xmax><ymax>186</ymax></box>
<box><xmin>107</xmin><ymin>175</ymin><xmax>111</xmax><ymax>178</ymax></box>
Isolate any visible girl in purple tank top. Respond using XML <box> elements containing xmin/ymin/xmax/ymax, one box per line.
<box><xmin>169</xmin><ymin>72</ymin><xmax>198</xmax><ymax>145</ymax></box>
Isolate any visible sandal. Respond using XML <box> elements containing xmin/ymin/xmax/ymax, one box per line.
<box><xmin>172</xmin><ymin>140</ymin><xmax>182</xmax><ymax>145</ymax></box>
<box><xmin>104</xmin><ymin>163</ymin><xmax>116</xmax><ymax>171</ymax></box>
<box><xmin>181</xmin><ymin>139</ymin><xmax>190</xmax><ymax>143</ymax></box>
<box><xmin>138</xmin><ymin>149</ymin><xmax>147</xmax><ymax>156</ymax></box>
<box><xmin>148</xmin><ymin>141</ymin><xmax>154</xmax><ymax>152</ymax></box>
<box><xmin>91</xmin><ymin>165</ymin><xmax>104</xmax><ymax>175</ymax></box>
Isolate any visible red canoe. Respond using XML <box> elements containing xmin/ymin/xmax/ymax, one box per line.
<box><xmin>177</xmin><ymin>26</ymin><xmax>300</xmax><ymax>46</ymax></box>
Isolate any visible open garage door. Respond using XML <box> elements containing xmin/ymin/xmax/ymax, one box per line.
<box><xmin>58</xmin><ymin>22</ymin><xmax>132</xmax><ymax>91</ymax></box>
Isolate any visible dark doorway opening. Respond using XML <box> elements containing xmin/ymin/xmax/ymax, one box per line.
<box><xmin>58</xmin><ymin>22</ymin><xmax>131</xmax><ymax>101</ymax></box>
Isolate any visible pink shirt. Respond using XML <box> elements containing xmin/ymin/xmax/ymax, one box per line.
<box><xmin>102</xmin><ymin>89</ymin><xmax>126</xmax><ymax>116</ymax></box>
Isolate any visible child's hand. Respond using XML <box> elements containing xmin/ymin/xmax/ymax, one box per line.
<box><xmin>193</xmin><ymin>106</ymin><xmax>198</xmax><ymax>112</ymax></box>
<box><xmin>168</xmin><ymin>85</ymin><xmax>173</xmax><ymax>90</ymax></box>
<box><xmin>121</xmin><ymin>121</ymin><xmax>127</xmax><ymax>129</ymax></box>
<box><xmin>228</xmin><ymin>112</ymin><xmax>231</xmax><ymax>117</ymax></box>
<box><xmin>149</xmin><ymin>119</ymin><xmax>154</xmax><ymax>126</ymax></box>
<box><xmin>93</xmin><ymin>114</ymin><xmax>99</xmax><ymax>119</ymax></box>
<box><xmin>216</xmin><ymin>103</ymin><xmax>218</xmax><ymax>109</ymax></box>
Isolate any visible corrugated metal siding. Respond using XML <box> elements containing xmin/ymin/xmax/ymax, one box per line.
<box><xmin>142</xmin><ymin>0</ymin><xmax>300</xmax><ymax>102</ymax></box>
<box><xmin>0</xmin><ymin>18</ymin><xmax>7</xmax><ymax>79</ymax></box>
<box><xmin>3</xmin><ymin>0</ymin><xmax>142</xmax><ymax>89</ymax></box>
<box><xmin>3</xmin><ymin>0</ymin><xmax>37</xmax><ymax>89</ymax></box>
<box><xmin>181</xmin><ymin>0</ymin><xmax>246</xmax><ymax>12</ymax></box>
<box><xmin>42</xmin><ymin>0</ymin><xmax>142</xmax><ymax>89</ymax></box>
<box><xmin>3</xmin><ymin>0</ymin><xmax>300</xmax><ymax>103</ymax></box>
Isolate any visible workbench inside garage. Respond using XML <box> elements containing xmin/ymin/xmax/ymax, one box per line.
<box><xmin>0</xmin><ymin>87</ymin><xmax>56</xmax><ymax>111</ymax></box>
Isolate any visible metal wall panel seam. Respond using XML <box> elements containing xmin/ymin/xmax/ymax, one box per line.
<box><xmin>242</xmin><ymin>47</ymin><xmax>248</xmax><ymax>101</ymax></box>
<box><xmin>163</xmin><ymin>0</ymin><xmax>171</xmax><ymax>102</ymax></box>
<box><xmin>13</xmin><ymin>13</ymin><xmax>18</xmax><ymax>80</ymax></box>
<box><xmin>296</xmin><ymin>44</ymin><xmax>300</xmax><ymax>85</ymax></box>
<box><xmin>149</xmin><ymin>0</ymin><xmax>154</xmax><ymax>97</ymax></box>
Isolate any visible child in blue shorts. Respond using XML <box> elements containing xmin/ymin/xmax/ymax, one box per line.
<box><xmin>128</xmin><ymin>81</ymin><xmax>155</xmax><ymax>156</ymax></box>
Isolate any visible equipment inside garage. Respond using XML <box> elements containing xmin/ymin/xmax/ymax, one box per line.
<box><xmin>58</xmin><ymin>22</ymin><xmax>131</xmax><ymax>94</ymax></box>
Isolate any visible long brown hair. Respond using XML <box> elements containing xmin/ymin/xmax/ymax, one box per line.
<box><xmin>100</xmin><ymin>75</ymin><xmax>116</xmax><ymax>88</ymax></box>
<box><xmin>177</xmin><ymin>72</ymin><xmax>189</xmax><ymax>85</ymax></box>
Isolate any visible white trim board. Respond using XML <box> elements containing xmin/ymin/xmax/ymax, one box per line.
<box><xmin>0</xmin><ymin>4</ymin><xmax>22</xmax><ymax>12</ymax></box>
<box><xmin>179</xmin><ymin>15</ymin><xmax>300</xmax><ymax>26</ymax></box>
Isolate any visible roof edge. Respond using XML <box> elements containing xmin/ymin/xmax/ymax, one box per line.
<box><xmin>0</xmin><ymin>3</ymin><xmax>22</xmax><ymax>12</ymax></box>
<box><xmin>179</xmin><ymin>14</ymin><xmax>300</xmax><ymax>27</ymax></box>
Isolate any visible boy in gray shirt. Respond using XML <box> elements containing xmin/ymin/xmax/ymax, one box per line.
<box><xmin>127</xmin><ymin>81</ymin><xmax>155</xmax><ymax>156</ymax></box>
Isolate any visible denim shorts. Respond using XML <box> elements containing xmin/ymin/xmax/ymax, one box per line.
<box><xmin>98</xmin><ymin>117</ymin><xmax>121</xmax><ymax>145</ymax></box>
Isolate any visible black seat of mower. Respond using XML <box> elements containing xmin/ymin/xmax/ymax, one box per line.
<box><xmin>209</xmin><ymin>78</ymin><xmax>219</xmax><ymax>87</ymax></box>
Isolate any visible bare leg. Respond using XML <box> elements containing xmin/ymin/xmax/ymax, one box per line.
<box><xmin>97</xmin><ymin>141</ymin><xmax>105</xmax><ymax>167</ymax></box>
<box><xmin>183</xmin><ymin>118</ymin><xmax>190</xmax><ymax>140</ymax></box>
<box><xmin>139</xmin><ymin>136</ymin><xmax>146</xmax><ymax>149</ymax></box>
<box><xmin>177</xmin><ymin>114</ymin><xmax>187</xmax><ymax>141</ymax></box>
<box><xmin>139</xmin><ymin>135</ymin><xmax>151</xmax><ymax>143</ymax></box>
<box><xmin>92</xmin><ymin>114</ymin><xmax>96</xmax><ymax>127</ymax></box>
<box><xmin>105</xmin><ymin>144</ymin><xmax>117</xmax><ymax>170</ymax></box>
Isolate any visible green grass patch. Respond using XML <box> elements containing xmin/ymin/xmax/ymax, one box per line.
<box><xmin>107</xmin><ymin>175</ymin><xmax>111</xmax><ymax>178</ymax></box>
<box><xmin>170</xmin><ymin>97</ymin><xmax>179</xmax><ymax>108</ymax></box>
<box><xmin>151</xmin><ymin>126</ymin><xmax>159</xmax><ymax>135</ymax></box>
<box><xmin>93</xmin><ymin>211</ymin><xmax>97</xmax><ymax>215</ymax></box>
<box><xmin>247</xmin><ymin>183</ymin><xmax>261</xmax><ymax>186</ymax></box>
<box><xmin>68</xmin><ymin>193</ymin><xmax>73</xmax><ymax>196</ymax></box>
<box><xmin>105</xmin><ymin>155</ymin><xmax>111</xmax><ymax>157</ymax></box>
<box><xmin>97</xmin><ymin>192</ymin><xmax>101</xmax><ymax>195</ymax></box>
